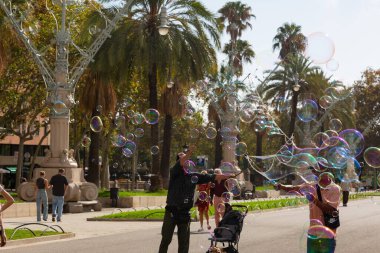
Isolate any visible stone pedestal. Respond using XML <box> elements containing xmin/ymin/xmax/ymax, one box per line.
<box><xmin>18</xmin><ymin>167</ymin><xmax>98</xmax><ymax>202</ymax></box>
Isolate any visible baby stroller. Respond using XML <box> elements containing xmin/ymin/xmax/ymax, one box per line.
<box><xmin>206</xmin><ymin>204</ymin><xmax>248</xmax><ymax>253</ymax></box>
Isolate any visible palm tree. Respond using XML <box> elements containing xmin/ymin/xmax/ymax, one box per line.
<box><xmin>92</xmin><ymin>0</ymin><xmax>220</xmax><ymax>190</ymax></box>
<box><xmin>259</xmin><ymin>54</ymin><xmax>318</xmax><ymax>138</ymax></box>
<box><xmin>272</xmin><ymin>22</ymin><xmax>307</xmax><ymax>61</ymax></box>
<box><xmin>218</xmin><ymin>1</ymin><xmax>255</xmax><ymax>42</ymax></box>
<box><xmin>222</xmin><ymin>39</ymin><xmax>255</xmax><ymax>77</ymax></box>
<box><xmin>78</xmin><ymin>73</ymin><xmax>117</xmax><ymax>187</ymax></box>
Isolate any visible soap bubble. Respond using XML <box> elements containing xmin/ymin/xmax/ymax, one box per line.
<box><xmin>198</xmin><ymin>191</ymin><xmax>208</xmax><ymax>201</ymax></box>
<box><xmin>339</xmin><ymin>129</ymin><xmax>365</xmax><ymax>157</ymax></box>
<box><xmin>126</xmin><ymin>110</ymin><xmax>135</xmax><ymax>118</ymax></box>
<box><xmin>126</xmin><ymin>133</ymin><xmax>135</xmax><ymax>141</ymax></box>
<box><xmin>145</xmin><ymin>109</ymin><xmax>160</xmax><ymax>125</ymax></box>
<box><xmin>297</xmin><ymin>99</ymin><xmax>318</xmax><ymax>122</ymax></box>
<box><xmin>331</xmin><ymin>86</ymin><xmax>351</xmax><ymax>100</ymax></box>
<box><xmin>121</xmin><ymin>97</ymin><xmax>133</xmax><ymax>108</ymax></box>
<box><xmin>81</xmin><ymin>136</ymin><xmax>91</xmax><ymax>148</ymax></box>
<box><xmin>312</xmin><ymin>132</ymin><xmax>329</xmax><ymax>147</ymax></box>
<box><xmin>235</xmin><ymin>142</ymin><xmax>247</xmax><ymax>156</ymax></box>
<box><xmin>191</xmin><ymin>175</ymin><xmax>199</xmax><ymax>184</ymax></box>
<box><xmin>307</xmin><ymin>225</ymin><xmax>335</xmax><ymax>240</ymax></box>
<box><xmin>132</xmin><ymin>113</ymin><xmax>145</xmax><ymax>125</ymax></box>
<box><xmin>326</xmin><ymin>146</ymin><xmax>350</xmax><ymax>168</ymax></box>
<box><xmin>205</xmin><ymin>127</ymin><xmax>217</xmax><ymax>139</ymax></box>
<box><xmin>122</xmin><ymin>147</ymin><xmax>133</xmax><ymax>158</ymax></box>
<box><xmin>305</xmin><ymin>32</ymin><xmax>335</xmax><ymax>64</ymax></box>
<box><xmin>326</xmin><ymin>59</ymin><xmax>339</xmax><ymax>71</ymax></box>
<box><xmin>178</xmin><ymin>96</ymin><xmax>187</xmax><ymax>105</ymax></box>
<box><xmin>150</xmin><ymin>145</ymin><xmax>160</xmax><ymax>155</ymax></box>
<box><xmin>111</xmin><ymin>133</ymin><xmax>126</xmax><ymax>147</ymax></box>
<box><xmin>112</xmin><ymin>162</ymin><xmax>118</xmax><ymax>168</ymax></box>
<box><xmin>134</xmin><ymin>128</ymin><xmax>144</xmax><ymax>138</ymax></box>
<box><xmin>239</xmin><ymin>109</ymin><xmax>256</xmax><ymax>123</ymax></box>
<box><xmin>221</xmin><ymin>192</ymin><xmax>232</xmax><ymax>203</ymax></box>
<box><xmin>364</xmin><ymin>147</ymin><xmax>380</xmax><ymax>168</ymax></box>
<box><xmin>124</xmin><ymin>141</ymin><xmax>136</xmax><ymax>153</ymax></box>
<box><xmin>328</xmin><ymin>119</ymin><xmax>343</xmax><ymax>132</ymax></box>
<box><xmin>220</xmin><ymin>162</ymin><xmax>235</xmax><ymax>175</ymax></box>
<box><xmin>319</xmin><ymin>95</ymin><xmax>333</xmax><ymax>109</ymax></box>
<box><xmin>183</xmin><ymin>160</ymin><xmax>197</xmax><ymax>174</ymax></box>
<box><xmin>96</xmin><ymin>105</ymin><xmax>102</xmax><ymax>113</ymax></box>
<box><xmin>90</xmin><ymin>116</ymin><xmax>103</xmax><ymax>132</ymax></box>
<box><xmin>52</xmin><ymin>100</ymin><xmax>67</xmax><ymax>115</ymax></box>
<box><xmin>220</xmin><ymin>127</ymin><xmax>232</xmax><ymax>138</ymax></box>
<box><xmin>190</xmin><ymin>128</ymin><xmax>200</xmax><ymax>139</ymax></box>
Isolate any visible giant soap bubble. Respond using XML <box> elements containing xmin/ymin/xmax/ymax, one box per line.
<box><xmin>305</xmin><ymin>32</ymin><xmax>335</xmax><ymax>64</ymax></box>
<box><xmin>297</xmin><ymin>99</ymin><xmax>318</xmax><ymax>122</ymax></box>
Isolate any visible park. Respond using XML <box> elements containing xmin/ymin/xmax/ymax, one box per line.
<box><xmin>0</xmin><ymin>0</ymin><xmax>380</xmax><ymax>252</ymax></box>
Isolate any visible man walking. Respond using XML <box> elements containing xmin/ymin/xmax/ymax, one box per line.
<box><xmin>49</xmin><ymin>169</ymin><xmax>69</xmax><ymax>222</ymax></box>
<box><xmin>158</xmin><ymin>145</ymin><xmax>233</xmax><ymax>253</ymax></box>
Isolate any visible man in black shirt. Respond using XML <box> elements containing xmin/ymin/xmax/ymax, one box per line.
<box><xmin>159</xmin><ymin>145</ymin><xmax>233</xmax><ymax>253</ymax></box>
<box><xmin>49</xmin><ymin>168</ymin><xmax>69</xmax><ymax>222</ymax></box>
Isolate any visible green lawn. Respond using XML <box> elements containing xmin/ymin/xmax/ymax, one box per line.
<box><xmin>98</xmin><ymin>189</ymin><xmax>168</xmax><ymax>198</ymax></box>
<box><xmin>95</xmin><ymin>197</ymin><xmax>309</xmax><ymax>220</ymax></box>
<box><xmin>5</xmin><ymin>229</ymin><xmax>61</xmax><ymax>240</ymax></box>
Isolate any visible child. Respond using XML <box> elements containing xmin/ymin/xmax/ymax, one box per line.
<box><xmin>196</xmin><ymin>171</ymin><xmax>212</xmax><ymax>232</ymax></box>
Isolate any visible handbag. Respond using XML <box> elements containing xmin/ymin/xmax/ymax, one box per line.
<box><xmin>316</xmin><ymin>185</ymin><xmax>340</xmax><ymax>229</ymax></box>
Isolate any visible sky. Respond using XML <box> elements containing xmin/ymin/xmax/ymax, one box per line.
<box><xmin>200</xmin><ymin>0</ymin><xmax>380</xmax><ymax>85</ymax></box>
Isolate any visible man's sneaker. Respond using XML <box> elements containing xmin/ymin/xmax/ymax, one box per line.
<box><xmin>197</xmin><ymin>228</ymin><xmax>204</xmax><ymax>232</ymax></box>
<box><xmin>52</xmin><ymin>217</ymin><xmax>56</xmax><ymax>222</ymax></box>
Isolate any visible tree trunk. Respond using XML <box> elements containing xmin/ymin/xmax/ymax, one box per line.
<box><xmin>16</xmin><ymin>137</ymin><xmax>25</xmax><ymax>189</ymax></box>
<box><xmin>87</xmin><ymin>110</ymin><xmax>100</xmax><ymax>187</ymax></box>
<box><xmin>214</xmin><ymin>117</ymin><xmax>222</xmax><ymax>168</ymax></box>
<box><xmin>131</xmin><ymin>140</ymin><xmax>138</xmax><ymax>190</ymax></box>
<box><xmin>288</xmin><ymin>90</ymin><xmax>299</xmax><ymax>138</ymax></box>
<box><xmin>160</xmin><ymin>114</ymin><xmax>173</xmax><ymax>189</ymax></box>
<box><xmin>148</xmin><ymin>61</ymin><xmax>161</xmax><ymax>191</ymax></box>
<box><xmin>100</xmin><ymin>133</ymin><xmax>111</xmax><ymax>189</ymax></box>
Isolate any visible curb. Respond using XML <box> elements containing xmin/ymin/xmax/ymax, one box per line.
<box><xmin>7</xmin><ymin>232</ymin><xmax>75</xmax><ymax>246</ymax></box>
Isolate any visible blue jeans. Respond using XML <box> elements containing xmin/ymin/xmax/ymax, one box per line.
<box><xmin>307</xmin><ymin>235</ymin><xmax>336</xmax><ymax>253</ymax></box>
<box><xmin>52</xmin><ymin>195</ymin><xmax>65</xmax><ymax>221</ymax></box>
<box><xmin>36</xmin><ymin>189</ymin><xmax>48</xmax><ymax>221</ymax></box>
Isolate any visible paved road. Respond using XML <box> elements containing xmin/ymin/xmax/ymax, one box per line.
<box><xmin>3</xmin><ymin>197</ymin><xmax>380</xmax><ymax>253</ymax></box>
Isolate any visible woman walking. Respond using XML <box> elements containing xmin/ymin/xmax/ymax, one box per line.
<box><xmin>0</xmin><ymin>184</ymin><xmax>15</xmax><ymax>247</ymax></box>
<box><xmin>35</xmin><ymin>171</ymin><xmax>50</xmax><ymax>222</ymax></box>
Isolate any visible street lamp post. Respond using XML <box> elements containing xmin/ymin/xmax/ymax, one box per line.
<box><xmin>0</xmin><ymin>0</ymin><xmax>136</xmax><ymax>201</ymax></box>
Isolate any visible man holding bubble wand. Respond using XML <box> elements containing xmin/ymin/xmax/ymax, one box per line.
<box><xmin>159</xmin><ymin>142</ymin><xmax>237</xmax><ymax>253</ymax></box>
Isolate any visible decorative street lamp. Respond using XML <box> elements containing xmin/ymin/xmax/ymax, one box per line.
<box><xmin>158</xmin><ymin>6</ymin><xmax>169</xmax><ymax>36</ymax></box>
<box><xmin>0</xmin><ymin>0</ymin><xmax>136</xmax><ymax>201</ymax></box>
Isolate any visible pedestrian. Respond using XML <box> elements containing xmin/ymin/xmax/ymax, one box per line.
<box><xmin>211</xmin><ymin>168</ymin><xmax>228</xmax><ymax>227</ymax></box>
<box><xmin>340</xmin><ymin>174</ymin><xmax>351</xmax><ymax>207</ymax></box>
<box><xmin>35</xmin><ymin>171</ymin><xmax>50</xmax><ymax>222</ymax></box>
<box><xmin>158</xmin><ymin>145</ymin><xmax>234</xmax><ymax>253</ymax></box>
<box><xmin>49</xmin><ymin>169</ymin><xmax>68</xmax><ymax>222</ymax></box>
<box><xmin>195</xmin><ymin>170</ymin><xmax>212</xmax><ymax>232</ymax></box>
<box><xmin>275</xmin><ymin>168</ymin><xmax>341</xmax><ymax>253</ymax></box>
<box><xmin>0</xmin><ymin>184</ymin><xmax>15</xmax><ymax>247</ymax></box>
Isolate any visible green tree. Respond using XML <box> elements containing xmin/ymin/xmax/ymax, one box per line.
<box><xmin>218</xmin><ymin>1</ymin><xmax>255</xmax><ymax>42</ymax></box>
<box><xmin>272</xmin><ymin>22</ymin><xmax>307</xmax><ymax>60</ymax></box>
<box><xmin>353</xmin><ymin>68</ymin><xmax>380</xmax><ymax>147</ymax></box>
<box><xmin>78</xmin><ymin>73</ymin><xmax>117</xmax><ymax>187</ymax></box>
<box><xmin>259</xmin><ymin>54</ymin><xmax>317</xmax><ymax>138</ymax></box>
<box><xmin>222</xmin><ymin>39</ymin><xmax>255</xmax><ymax>77</ymax></box>
<box><xmin>92</xmin><ymin>0</ymin><xmax>220</xmax><ymax>190</ymax></box>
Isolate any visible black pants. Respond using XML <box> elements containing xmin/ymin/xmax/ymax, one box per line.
<box><xmin>159</xmin><ymin>209</ymin><xmax>190</xmax><ymax>253</ymax></box>
<box><xmin>342</xmin><ymin>191</ymin><xmax>349</xmax><ymax>205</ymax></box>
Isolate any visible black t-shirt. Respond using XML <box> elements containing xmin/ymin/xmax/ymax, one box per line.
<box><xmin>49</xmin><ymin>174</ymin><xmax>69</xmax><ymax>196</ymax></box>
<box><xmin>36</xmin><ymin>178</ymin><xmax>46</xmax><ymax>189</ymax></box>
